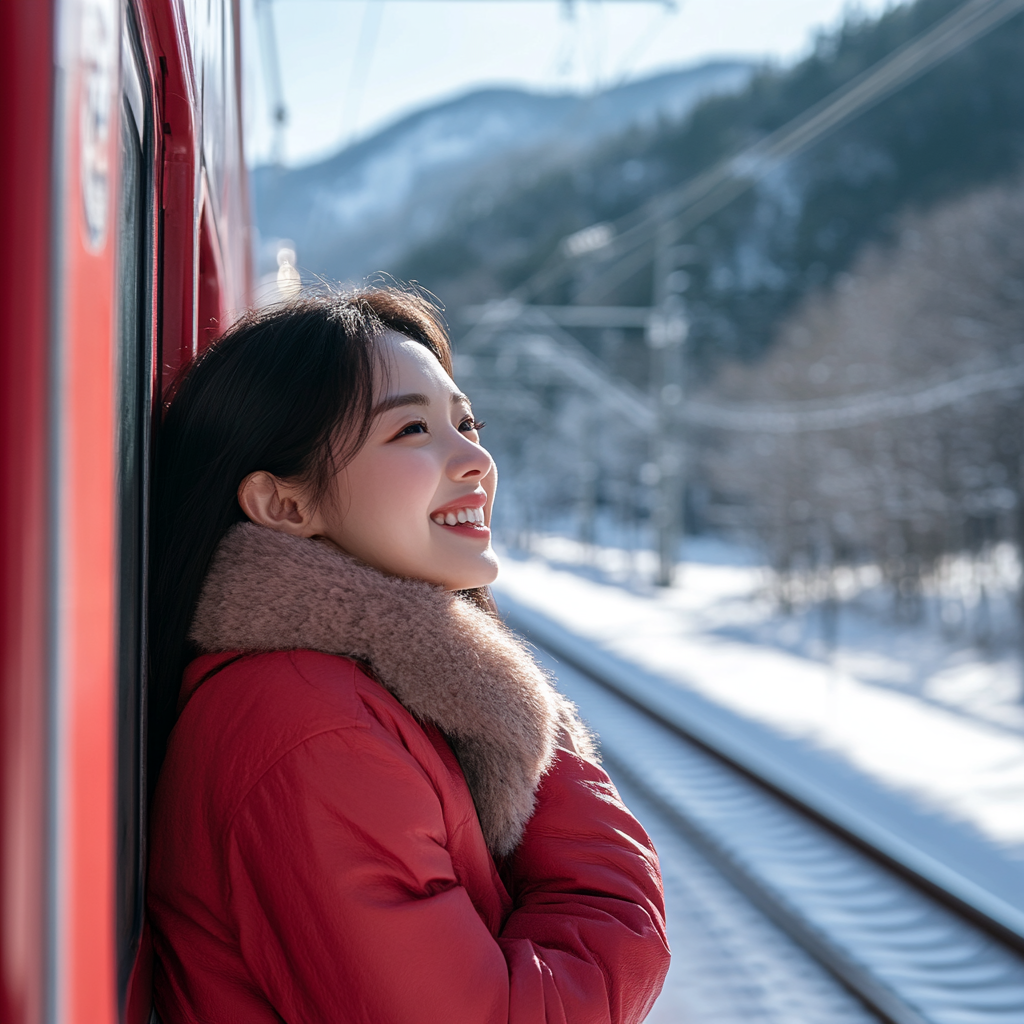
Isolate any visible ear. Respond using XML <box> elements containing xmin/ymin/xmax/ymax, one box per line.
<box><xmin>238</xmin><ymin>471</ymin><xmax>319</xmax><ymax>536</ymax></box>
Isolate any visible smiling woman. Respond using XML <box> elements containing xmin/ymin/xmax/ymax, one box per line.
<box><xmin>236</xmin><ymin>331</ymin><xmax>499</xmax><ymax>590</ymax></box>
<box><xmin>146</xmin><ymin>287</ymin><xmax>670</xmax><ymax>1024</ymax></box>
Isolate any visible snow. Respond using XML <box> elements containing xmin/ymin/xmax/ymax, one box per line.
<box><xmin>541</xmin><ymin>648</ymin><xmax>1024</xmax><ymax>1023</ymax></box>
<box><xmin>613</xmin><ymin>774</ymin><xmax>879</xmax><ymax>1024</ymax></box>
<box><xmin>491</xmin><ymin>534</ymin><xmax>1024</xmax><ymax>920</ymax></box>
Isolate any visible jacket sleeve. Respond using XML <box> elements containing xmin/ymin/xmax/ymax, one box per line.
<box><xmin>225</xmin><ymin>724</ymin><xmax>669</xmax><ymax>1024</ymax></box>
<box><xmin>497</xmin><ymin>750</ymin><xmax>670</xmax><ymax>1024</ymax></box>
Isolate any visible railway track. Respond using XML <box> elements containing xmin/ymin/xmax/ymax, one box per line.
<box><xmin>502</xmin><ymin>602</ymin><xmax>1024</xmax><ymax>1024</ymax></box>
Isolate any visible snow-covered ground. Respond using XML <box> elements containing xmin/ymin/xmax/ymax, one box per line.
<box><xmin>492</xmin><ymin>534</ymin><xmax>1024</xmax><ymax>868</ymax></box>
<box><xmin>614</xmin><ymin>775</ymin><xmax>878</xmax><ymax>1024</ymax></box>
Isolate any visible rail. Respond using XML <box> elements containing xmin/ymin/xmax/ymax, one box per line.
<box><xmin>502</xmin><ymin>599</ymin><xmax>1024</xmax><ymax>1024</ymax></box>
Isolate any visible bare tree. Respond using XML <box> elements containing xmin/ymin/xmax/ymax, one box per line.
<box><xmin>704</xmin><ymin>175</ymin><xmax>1024</xmax><ymax>638</ymax></box>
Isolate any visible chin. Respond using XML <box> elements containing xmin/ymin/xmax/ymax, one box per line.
<box><xmin>444</xmin><ymin>549</ymin><xmax>500</xmax><ymax>592</ymax></box>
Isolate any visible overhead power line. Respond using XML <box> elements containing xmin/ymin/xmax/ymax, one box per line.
<box><xmin>684</xmin><ymin>362</ymin><xmax>1024</xmax><ymax>434</ymax></box>
<box><xmin>514</xmin><ymin>0</ymin><xmax>1024</xmax><ymax>302</ymax></box>
<box><xmin>339</xmin><ymin>0</ymin><xmax>387</xmax><ymax>144</ymax></box>
<box><xmin>466</xmin><ymin>306</ymin><xmax>656</xmax><ymax>429</ymax></box>
<box><xmin>463</xmin><ymin>302</ymin><xmax>650</xmax><ymax>327</ymax></box>
<box><xmin>261</xmin><ymin>0</ymin><xmax>673</xmax><ymax>4</ymax></box>
<box><xmin>255</xmin><ymin>0</ymin><xmax>289</xmax><ymax>166</ymax></box>
<box><xmin>467</xmin><ymin>305</ymin><xmax>1024</xmax><ymax>435</ymax></box>
<box><xmin>254</xmin><ymin>0</ymin><xmax>675</xmax><ymax>164</ymax></box>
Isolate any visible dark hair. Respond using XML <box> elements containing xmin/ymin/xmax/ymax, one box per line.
<box><xmin>149</xmin><ymin>288</ymin><xmax>452</xmax><ymax>770</ymax></box>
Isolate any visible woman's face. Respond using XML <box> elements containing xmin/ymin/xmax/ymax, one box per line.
<box><xmin>309</xmin><ymin>331</ymin><xmax>499</xmax><ymax>590</ymax></box>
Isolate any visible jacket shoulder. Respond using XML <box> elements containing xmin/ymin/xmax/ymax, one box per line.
<box><xmin>163</xmin><ymin>650</ymin><xmax>407</xmax><ymax>824</ymax></box>
<box><xmin>183</xmin><ymin>648</ymin><xmax>379</xmax><ymax>731</ymax></box>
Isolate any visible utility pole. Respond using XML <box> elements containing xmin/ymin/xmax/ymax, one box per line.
<box><xmin>256</xmin><ymin>0</ymin><xmax>289</xmax><ymax>167</ymax></box>
<box><xmin>646</xmin><ymin>210</ymin><xmax>691</xmax><ymax>587</ymax></box>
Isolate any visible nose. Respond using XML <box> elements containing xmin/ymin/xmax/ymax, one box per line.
<box><xmin>447</xmin><ymin>430</ymin><xmax>494</xmax><ymax>482</ymax></box>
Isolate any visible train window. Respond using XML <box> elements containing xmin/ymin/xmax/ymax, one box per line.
<box><xmin>114</xmin><ymin>13</ymin><xmax>153</xmax><ymax>1005</ymax></box>
<box><xmin>197</xmin><ymin>205</ymin><xmax>223</xmax><ymax>346</ymax></box>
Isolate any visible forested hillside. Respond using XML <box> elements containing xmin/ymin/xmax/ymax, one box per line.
<box><xmin>253</xmin><ymin>61</ymin><xmax>752</xmax><ymax>285</ymax></box>
<box><xmin>400</xmin><ymin>0</ymin><xmax>1024</xmax><ymax>374</ymax></box>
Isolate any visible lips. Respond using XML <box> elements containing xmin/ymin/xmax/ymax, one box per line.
<box><xmin>430</xmin><ymin>492</ymin><xmax>489</xmax><ymax>532</ymax></box>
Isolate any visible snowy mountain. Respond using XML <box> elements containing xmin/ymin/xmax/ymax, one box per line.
<box><xmin>253</xmin><ymin>60</ymin><xmax>754</xmax><ymax>284</ymax></box>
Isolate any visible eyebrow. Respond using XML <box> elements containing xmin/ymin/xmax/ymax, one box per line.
<box><xmin>372</xmin><ymin>391</ymin><xmax>470</xmax><ymax>417</ymax></box>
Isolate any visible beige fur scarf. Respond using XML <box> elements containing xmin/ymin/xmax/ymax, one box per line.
<box><xmin>189</xmin><ymin>522</ymin><xmax>596</xmax><ymax>855</ymax></box>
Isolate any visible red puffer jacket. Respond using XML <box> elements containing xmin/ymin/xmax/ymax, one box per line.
<box><xmin>148</xmin><ymin>648</ymin><xmax>670</xmax><ymax>1024</ymax></box>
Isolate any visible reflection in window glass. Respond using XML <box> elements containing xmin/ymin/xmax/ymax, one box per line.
<box><xmin>114</xmin><ymin>38</ymin><xmax>152</xmax><ymax>1002</ymax></box>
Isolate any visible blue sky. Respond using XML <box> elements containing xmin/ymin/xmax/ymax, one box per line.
<box><xmin>244</xmin><ymin>0</ymin><xmax>896</xmax><ymax>167</ymax></box>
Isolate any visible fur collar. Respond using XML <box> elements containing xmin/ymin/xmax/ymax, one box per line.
<box><xmin>189</xmin><ymin>522</ymin><xmax>595</xmax><ymax>855</ymax></box>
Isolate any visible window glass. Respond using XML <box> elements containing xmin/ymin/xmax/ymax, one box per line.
<box><xmin>114</xmin><ymin>17</ymin><xmax>152</xmax><ymax>1002</ymax></box>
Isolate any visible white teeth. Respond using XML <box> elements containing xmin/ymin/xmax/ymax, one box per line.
<box><xmin>432</xmin><ymin>506</ymin><xmax>486</xmax><ymax>526</ymax></box>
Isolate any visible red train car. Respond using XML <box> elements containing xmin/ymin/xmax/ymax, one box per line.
<box><xmin>0</xmin><ymin>2</ymin><xmax>251</xmax><ymax>1021</ymax></box>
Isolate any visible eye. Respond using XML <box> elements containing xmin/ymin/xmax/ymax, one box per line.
<box><xmin>393</xmin><ymin>420</ymin><xmax>428</xmax><ymax>439</ymax></box>
<box><xmin>460</xmin><ymin>417</ymin><xmax>485</xmax><ymax>433</ymax></box>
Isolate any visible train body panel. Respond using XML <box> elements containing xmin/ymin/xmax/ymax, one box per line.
<box><xmin>0</xmin><ymin>2</ymin><xmax>251</xmax><ymax>1021</ymax></box>
<box><xmin>0</xmin><ymin>9</ymin><xmax>56</xmax><ymax>1023</ymax></box>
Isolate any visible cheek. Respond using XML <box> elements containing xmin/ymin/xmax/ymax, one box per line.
<box><xmin>343</xmin><ymin>450</ymin><xmax>438</xmax><ymax>530</ymax></box>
